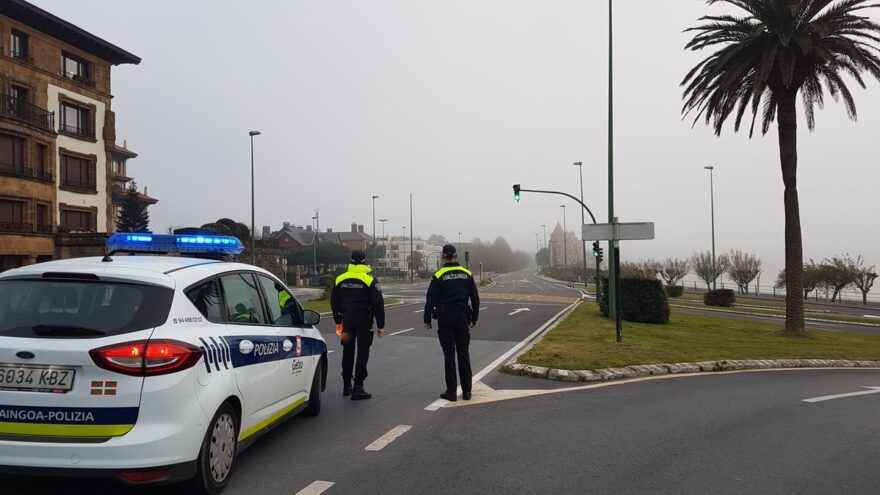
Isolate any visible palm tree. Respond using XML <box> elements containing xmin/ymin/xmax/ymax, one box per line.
<box><xmin>681</xmin><ymin>0</ymin><xmax>880</xmax><ymax>335</ymax></box>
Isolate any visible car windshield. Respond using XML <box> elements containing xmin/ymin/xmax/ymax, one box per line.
<box><xmin>0</xmin><ymin>279</ymin><xmax>173</xmax><ymax>338</ymax></box>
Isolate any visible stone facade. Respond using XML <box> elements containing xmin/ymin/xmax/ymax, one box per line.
<box><xmin>0</xmin><ymin>1</ymin><xmax>149</xmax><ymax>271</ymax></box>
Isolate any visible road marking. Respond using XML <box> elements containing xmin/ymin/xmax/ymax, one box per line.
<box><xmin>365</xmin><ymin>425</ymin><xmax>412</xmax><ymax>451</ymax></box>
<box><xmin>865</xmin><ymin>315</ymin><xmax>880</xmax><ymax>319</ymax></box>
<box><xmin>479</xmin><ymin>306</ymin><xmax>488</xmax><ymax>311</ymax></box>
<box><xmin>414</xmin><ymin>309</ymin><xmax>424</xmax><ymax>313</ymax></box>
<box><xmin>389</xmin><ymin>328</ymin><xmax>415</xmax><ymax>336</ymax></box>
<box><xmin>803</xmin><ymin>386</ymin><xmax>880</xmax><ymax>403</ymax></box>
<box><xmin>509</xmin><ymin>308</ymin><xmax>531</xmax><ymax>316</ymax></box>
<box><xmin>327</xmin><ymin>350</ymin><xmax>334</xmax><ymax>354</ymax></box>
<box><xmin>295</xmin><ymin>480</ymin><xmax>335</xmax><ymax>495</ymax></box>
<box><xmin>425</xmin><ymin>398</ymin><xmax>449</xmax><ymax>411</ymax></box>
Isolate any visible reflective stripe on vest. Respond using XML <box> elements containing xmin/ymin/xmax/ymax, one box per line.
<box><xmin>434</xmin><ymin>266</ymin><xmax>472</xmax><ymax>279</ymax></box>
<box><xmin>335</xmin><ymin>265</ymin><xmax>374</xmax><ymax>287</ymax></box>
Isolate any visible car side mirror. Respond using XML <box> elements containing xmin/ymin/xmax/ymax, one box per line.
<box><xmin>303</xmin><ymin>310</ymin><xmax>321</xmax><ymax>326</ymax></box>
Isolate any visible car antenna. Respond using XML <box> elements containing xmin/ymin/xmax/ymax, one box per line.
<box><xmin>101</xmin><ymin>246</ymin><xmax>113</xmax><ymax>263</ymax></box>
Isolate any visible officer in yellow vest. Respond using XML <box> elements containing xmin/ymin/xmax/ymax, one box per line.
<box><xmin>330</xmin><ymin>249</ymin><xmax>385</xmax><ymax>400</ymax></box>
<box><xmin>424</xmin><ymin>244</ymin><xmax>479</xmax><ymax>402</ymax></box>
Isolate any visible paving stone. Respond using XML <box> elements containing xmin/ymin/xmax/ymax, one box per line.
<box><xmin>718</xmin><ymin>360</ymin><xmax>747</xmax><ymax>371</ymax></box>
<box><xmin>548</xmin><ymin>368</ymin><xmax>580</xmax><ymax>382</ymax></box>
<box><xmin>504</xmin><ymin>363</ymin><xmax>527</xmax><ymax>375</ymax></box>
<box><xmin>522</xmin><ymin>365</ymin><xmax>550</xmax><ymax>378</ymax></box>
<box><xmin>595</xmin><ymin>368</ymin><xmax>626</xmax><ymax>380</ymax></box>
<box><xmin>573</xmin><ymin>370</ymin><xmax>603</xmax><ymax>382</ymax></box>
<box><xmin>776</xmin><ymin>359</ymin><xmax>801</xmax><ymax>368</ymax></box>
<box><xmin>696</xmin><ymin>361</ymin><xmax>720</xmax><ymax>372</ymax></box>
<box><xmin>630</xmin><ymin>364</ymin><xmax>668</xmax><ymax>376</ymax></box>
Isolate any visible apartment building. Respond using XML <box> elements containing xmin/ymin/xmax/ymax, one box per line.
<box><xmin>0</xmin><ymin>0</ymin><xmax>152</xmax><ymax>271</ymax></box>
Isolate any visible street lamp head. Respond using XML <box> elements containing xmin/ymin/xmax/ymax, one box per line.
<box><xmin>573</xmin><ymin>161</ymin><xmax>583</xmax><ymax>166</ymax></box>
<box><xmin>372</xmin><ymin>195</ymin><xmax>379</xmax><ymax>199</ymax></box>
<box><xmin>249</xmin><ymin>131</ymin><xmax>261</xmax><ymax>137</ymax></box>
<box><xmin>704</xmin><ymin>165</ymin><xmax>714</xmax><ymax>170</ymax></box>
<box><xmin>560</xmin><ymin>205</ymin><xmax>566</xmax><ymax>208</ymax></box>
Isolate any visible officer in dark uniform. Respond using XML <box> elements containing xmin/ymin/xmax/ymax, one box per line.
<box><xmin>331</xmin><ymin>249</ymin><xmax>385</xmax><ymax>400</ymax></box>
<box><xmin>424</xmin><ymin>244</ymin><xmax>479</xmax><ymax>402</ymax></box>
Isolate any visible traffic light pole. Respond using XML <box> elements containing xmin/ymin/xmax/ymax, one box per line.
<box><xmin>514</xmin><ymin>187</ymin><xmax>598</xmax><ymax>225</ymax></box>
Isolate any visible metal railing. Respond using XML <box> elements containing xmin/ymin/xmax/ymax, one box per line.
<box><xmin>60</xmin><ymin>178</ymin><xmax>96</xmax><ymax>191</ymax></box>
<box><xmin>0</xmin><ymin>222</ymin><xmax>33</xmax><ymax>233</ymax></box>
<box><xmin>0</xmin><ymin>94</ymin><xmax>55</xmax><ymax>132</ymax></box>
<box><xmin>61</xmin><ymin>71</ymin><xmax>94</xmax><ymax>87</ymax></box>
<box><xmin>58</xmin><ymin>122</ymin><xmax>95</xmax><ymax>139</ymax></box>
<box><xmin>680</xmin><ymin>278</ymin><xmax>880</xmax><ymax>306</ymax></box>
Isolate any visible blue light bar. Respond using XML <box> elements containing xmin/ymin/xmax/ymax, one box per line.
<box><xmin>106</xmin><ymin>233</ymin><xmax>244</xmax><ymax>256</ymax></box>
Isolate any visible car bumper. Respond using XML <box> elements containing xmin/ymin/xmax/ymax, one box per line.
<box><xmin>0</xmin><ymin>460</ymin><xmax>197</xmax><ymax>486</ymax></box>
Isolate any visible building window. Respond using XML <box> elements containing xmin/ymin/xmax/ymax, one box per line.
<box><xmin>35</xmin><ymin>203</ymin><xmax>50</xmax><ymax>233</ymax></box>
<box><xmin>60</xmin><ymin>102</ymin><xmax>93</xmax><ymax>139</ymax></box>
<box><xmin>61</xmin><ymin>208</ymin><xmax>95</xmax><ymax>232</ymax></box>
<box><xmin>60</xmin><ymin>154</ymin><xmax>96</xmax><ymax>192</ymax></box>
<box><xmin>0</xmin><ymin>133</ymin><xmax>26</xmax><ymax>177</ymax></box>
<box><xmin>0</xmin><ymin>199</ymin><xmax>28</xmax><ymax>231</ymax></box>
<box><xmin>10</xmin><ymin>30</ymin><xmax>28</xmax><ymax>60</ymax></box>
<box><xmin>61</xmin><ymin>52</ymin><xmax>91</xmax><ymax>83</ymax></box>
<box><xmin>112</xmin><ymin>158</ymin><xmax>125</xmax><ymax>175</ymax></box>
<box><xmin>10</xmin><ymin>85</ymin><xmax>28</xmax><ymax>104</ymax></box>
<box><xmin>35</xmin><ymin>143</ymin><xmax>50</xmax><ymax>180</ymax></box>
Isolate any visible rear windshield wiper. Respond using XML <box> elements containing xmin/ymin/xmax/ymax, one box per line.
<box><xmin>32</xmin><ymin>325</ymin><xmax>106</xmax><ymax>336</ymax></box>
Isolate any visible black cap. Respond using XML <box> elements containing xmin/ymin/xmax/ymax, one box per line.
<box><xmin>442</xmin><ymin>244</ymin><xmax>457</xmax><ymax>257</ymax></box>
<box><xmin>351</xmin><ymin>250</ymin><xmax>366</xmax><ymax>263</ymax></box>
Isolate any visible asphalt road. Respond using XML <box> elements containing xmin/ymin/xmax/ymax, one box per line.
<box><xmin>6</xmin><ymin>271</ymin><xmax>880</xmax><ymax>494</ymax></box>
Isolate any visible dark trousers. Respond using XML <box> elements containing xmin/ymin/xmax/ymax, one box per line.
<box><xmin>437</xmin><ymin>310</ymin><xmax>472</xmax><ymax>394</ymax></box>
<box><xmin>341</xmin><ymin>311</ymin><xmax>374</xmax><ymax>385</ymax></box>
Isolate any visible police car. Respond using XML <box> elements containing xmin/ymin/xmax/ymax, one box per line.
<box><xmin>0</xmin><ymin>234</ymin><xmax>328</xmax><ymax>494</ymax></box>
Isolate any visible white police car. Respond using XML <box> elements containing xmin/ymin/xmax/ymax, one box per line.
<box><xmin>0</xmin><ymin>234</ymin><xmax>327</xmax><ymax>494</ymax></box>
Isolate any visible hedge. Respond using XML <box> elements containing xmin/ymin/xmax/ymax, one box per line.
<box><xmin>704</xmin><ymin>289</ymin><xmax>736</xmax><ymax>307</ymax></box>
<box><xmin>598</xmin><ymin>276</ymin><xmax>670</xmax><ymax>324</ymax></box>
<box><xmin>665</xmin><ymin>285</ymin><xmax>684</xmax><ymax>297</ymax></box>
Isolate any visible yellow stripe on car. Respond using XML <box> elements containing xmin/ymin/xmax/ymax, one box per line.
<box><xmin>239</xmin><ymin>397</ymin><xmax>306</xmax><ymax>441</ymax></box>
<box><xmin>0</xmin><ymin>422</ymin><xmax>134</xmax><ymax>437</ymax></box>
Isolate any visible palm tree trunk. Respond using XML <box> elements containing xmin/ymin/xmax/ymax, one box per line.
<box><xmin>777</xmin><ymin>90</ymin><xmax>806</xmax><ymax>334</ymax></box>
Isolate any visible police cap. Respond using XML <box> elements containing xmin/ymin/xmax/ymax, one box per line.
<box><xmin>442</xmin><ymin>244</ymin><xmax>457</xmax><ymax>258</ymax></box>
<box><xmin>351</xmin><ymin>249</ymin><xmax>366</xmax><ymax>263</ymax></box>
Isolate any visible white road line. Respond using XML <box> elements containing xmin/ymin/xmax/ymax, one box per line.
<box><xmin>295</xmin><ymin>480</ymin><xmax>335</xmax><ymax>495</ymax></box>
<box><xmin>425</xmin><ymin>399</ymin><xmax>449</xmax><ymax>411</ymax></box>
<box><xmin>865</xmin><ymin>315</ymin><xmax>880</xmax><ymax>319</ymax></box>
<box><xmin>803</xmin><ymin>387</ymin><xmax>880</xmax><ymax>403</ymax></box>
<box><xmin>327</xmin><ymin>350</ymin><xmax>334</xmax><ymax>354</ymax></box>
<box><xmin>508</xmin><ymin>308</ymin><xmax>531</xmax><ymax>316</ymax></box>
<box><xmin>389</xmin><ymin>328</ymin><xmax>415</xmax><ymax>336</ymax></box>
<box><xmin>365</xmin><ymin>425</ymin><xmax>412</xmax><ymax>451</ymax></box>
<box><xmin>414</xmin><ymin>309</ymin><xmax>424</xmax><ymax>313</ymax></box>
<box><xmin>479</xmin><ymin>306</ymin><xmax>488</xmax><ymax>311</ymax></box>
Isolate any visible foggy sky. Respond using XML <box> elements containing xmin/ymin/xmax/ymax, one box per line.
<box><xmin>34</xmin><ymin>1</ymin><xmax>880</xmax><ymax>281</ymax></box>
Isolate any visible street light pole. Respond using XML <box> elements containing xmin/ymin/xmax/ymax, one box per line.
<box><xmin>560</xmin><ymin>204</ymin><xmax>567</xmax><ymax>269</ymax></box>
<box><xmin>248</xmin><ymin>130</ymin><xmax>261</xmax><ymax>264</ymax></box>
<box><xmin>574</xmin><ymin>161</ymin><xmax>588</xmax><ymax>285</ymax></box>
<box><xmin>379</xmin><ymin>218</ymin><xmax>388</xmax><ymax>278</ymax></box>
<box><xmin>402</xmin><ymin>226</ymin><xmax>407</xmax><ymax>282</ymax></box>
<box><xmin>541</xmin><ymin>224</ymin><xmax>547</xmax><ymax>269</ymax></box>
<box><xmin>409</xmin><ymin>193</ymin><xmax>414</xmax><ymax>283</ymax></box>
<box><xmin>704</xmin><ymin>165</ymin><xmax>717</xmax><ymax>290</ymax></box>
<box><xmin>371</xmin><ymin>195</ymin><xmax>379</xmax><ymax>263</ymax></box>
<box><xmin>458</xmin><ymin>232</ymin><xmax>462</xmax><ymax>245</ymax></box>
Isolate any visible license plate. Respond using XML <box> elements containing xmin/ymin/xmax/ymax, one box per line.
<box><xmin>0</xmin><ymin>365</ymin><xmax>76</xmax><ymax>393</ymax></box>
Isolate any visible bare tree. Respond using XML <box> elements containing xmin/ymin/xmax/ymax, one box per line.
<box><xmin>621</xmin><ymin>260</ymin><xmax>660</xmax><ymax>280</ymax></box>
<box><xmin>660</xmin><ymin>258</ymin><xmax>690</xmax><ymax>286</ymax></box>
<box><xmin>726</xmin><ymin>249</ymin><xmax>762</xmax><ymax>295</ymax></box>
<box><xmin>846</xmin><ymin>255</ymin><xmax>878</xmax><ymax>305</ymax></box>
<box><xmin>690</xmin><ymin>251</ymin><xmax>728</xmax><ymax>290</ymax></box>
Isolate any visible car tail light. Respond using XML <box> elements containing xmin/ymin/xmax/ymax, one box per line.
<box><xmin>117</xmin><ymin>468</ymin><xmax>170</xmax><ymax>484</ymax></box>
<box><xmin>90</xmin><ymin>339</ymin><xmax>203</xmax><ymax>377</ymax></box>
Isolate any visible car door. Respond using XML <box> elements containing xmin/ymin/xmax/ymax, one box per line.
<box><xmin>218</xmin><ymin>272</ymin><xmax>280</xmax><ymax>430</ymax></box>
<box><xmin>256</xmin><ymin>274</ymin><xmax>313</xmax><ymax>403</ymax></box>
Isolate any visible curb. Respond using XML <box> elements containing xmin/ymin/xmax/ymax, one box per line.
<box><xmin>503</xmin><ymin>359</ymin><xmax>880</xmax><ymax>383</ymax></box>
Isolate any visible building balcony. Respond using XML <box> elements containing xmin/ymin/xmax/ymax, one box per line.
<box><xmin>0</xmin><ymin>95</ymin><xmax>55</xmax><ymax>132</ymax></box>
<box><xmin>0</xmin><ymin>221</ymin><xmax>33</xmax><ymax>233</ymax></box>
<box><xmin>60</xmin><ymin>71</ymin><xmax>95</xmax><ymax>87</ymax></box>
<box><xmin>0</xmin><ymin>163</ymin><xmax>53</xmax><ymax>182</ymax></box>
<box><xmin>60</xmin><ymin>179</ymin><xmax>97</xmax><ymax>193</ymax></box>
<box><xmin>59</xmin><ymin>122</ymin><xmax>95</xmax><ymax>140</ymax></box>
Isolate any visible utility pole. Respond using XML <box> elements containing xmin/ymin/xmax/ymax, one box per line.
<box><xmin>574</xmin><ymin>161</ymin><xmax>588</xmax><ymax>285</ymax></box>
<box><xmin>704</xmin><ymin>166</ymin><xmax>717</xmax><ymax>290</ymax></box>
<box><xmin>248</xmin><ymin>130</ymin><xmax>261</xmax><ymax>264</ymax></box>
<box><xmin>606</xmin><ymin>0</ymin><xmax>619</xmax><ymax>323</ymax></box>
<box><xmin>560</xmin><ymin>204</ymin><xmax>567</xmax><ymax>269</ymax></box>
<box><xmin>402</xmin><ymin>226</ymin><xmax>407</xmax><ymax>282</ymax></box>
<box><xmin>409</xmin><ymin>193</ymin><xmax>414</xmax><ymax>283</ymax></box>
<box><xmin>371</xmin><ymin>195</ymin><xmax>379</xmax><ymax>265</ymax></box>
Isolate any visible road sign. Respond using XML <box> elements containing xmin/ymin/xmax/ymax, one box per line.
<box><xmin>582</xmin><ymin>222</ymin><xmax>654</xmax><ymax>241</ymax></box>
<box><xmin>282</xmin><ymin>258</ymin><xmax>288</xmax><ymax>268</ymax></box>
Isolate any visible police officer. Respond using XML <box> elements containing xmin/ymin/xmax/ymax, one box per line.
<box><xmin>331</xmin><ymin>249</ymin><xmax>385</xmax><ymax>400</ymax></box>
<box><xmin>424</xmin><ymin>244</ymin><xmax>479</xmax><ymax>402</ymax></box>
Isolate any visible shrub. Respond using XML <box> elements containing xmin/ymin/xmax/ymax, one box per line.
<box><xmin>704</xmin><ymin>289</ymin><xmax>736</xmax><ymax>307</ymax></box>
<box><xmin>598</xmin><ymin>276</ymin><xmax>670</xmax><ymax>324</ymax></box>
<box><xmin>665</xmin><ymin>285</ymin><xmax>684</xmax><ymax>297</ymax></box>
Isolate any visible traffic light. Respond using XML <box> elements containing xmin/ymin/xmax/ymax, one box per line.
<box><xmin>513</xmin><ymin>184</ymin><xmax>521</xmax><ymax>202</ymax></box>
<box><xmin>592</xmin><ymin>241</ymin><xmax>604</xmax><ymax>263</ymax></box>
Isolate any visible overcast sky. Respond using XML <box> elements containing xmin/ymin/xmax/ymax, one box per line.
<box><xmin>35</xmin><ymin>0</ymin><xmax>880</xmax><ymax>281</ymax></box>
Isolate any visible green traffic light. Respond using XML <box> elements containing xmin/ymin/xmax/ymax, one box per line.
<box><xmin>514</xmin><ymin>193</ymin><xmax>521</xmax><ymax>202</ymax></box>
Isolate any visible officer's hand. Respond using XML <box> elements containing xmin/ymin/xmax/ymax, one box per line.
<box><xmin>469</xmin><ymin>321</ymin><xmax>477</xmax><ymax>329</ymax></box>
<box><xmin>377</xmin><ymin>328</ymin><xmax>384</xmax><ymax>338</ymax></box>
<box><xmin>424</xmin><ymin>323</ymin><xmax>432</xmax><ymax>330</ymax></box>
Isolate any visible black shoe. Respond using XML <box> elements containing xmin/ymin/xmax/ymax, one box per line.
<box><xmin>462</xmin><ymin>391</ymin><xmax>472</xmax><ymax>401</ymax></box>
<box><xmin>440</xmin><ymin>392</ymin><xmax>457</xmax><ymax>402</ymax></box>
<box><xmin>342</xmin><ymin>382</ymin><xmax>352</xmax><ymax>397</ymax></box>
<box><xmin>351</xmin><ymin>384</ymin><xmax>371</xmax><ymax>401</ymax></box>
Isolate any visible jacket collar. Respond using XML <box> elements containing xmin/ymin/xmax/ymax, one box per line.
<box><xmin>347</xmin><ymin>264</ymin><xmax>373</xmax><ymax>274</ymax></box>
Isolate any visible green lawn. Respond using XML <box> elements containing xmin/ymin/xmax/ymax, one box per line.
<box><xmin>518</xmin><ymin>302</ymin><xmax>880</xmax><ymax>371</ymax></box>
<box><xmin>302</xmin><ymin>298</ymin><xmax>400</xmax><ymax>314</ymax></box>
<box><xmin>670</xmin><ymin>299</ymin><xmax>880</xmax><ymax>325</ymax></box>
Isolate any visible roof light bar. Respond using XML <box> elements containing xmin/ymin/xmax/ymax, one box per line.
<box><xmin>106</xmin><ymin>233</ymin><xmax>244</xmax><ymax>256</ymax></box>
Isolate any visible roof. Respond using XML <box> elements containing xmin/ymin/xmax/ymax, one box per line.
<box><xmin>108</xmin><ymin>143</ymin><xmax>138</xmax><ymax>158</ymax></box>
<box><xmin>336</xmin><ymin>232</ymin><xmax>373</xmax><ymax>242</ymax></box>
<box><xmin>1</xmin><ymin>0</ymin><xmax>141</xmax><ymax>65</ymax></box>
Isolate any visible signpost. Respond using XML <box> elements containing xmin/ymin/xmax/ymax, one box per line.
<box><xmin>582</xmin><ymin>220</ymin><xmax>655</xmax><ymax>342</ymax></box>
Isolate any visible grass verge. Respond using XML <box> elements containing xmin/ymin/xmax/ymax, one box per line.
<box><xmin>518</xmin><ymin>302</ymin><xmax>880</xmax><ymax>371</ymax></box>
<box><xmin>302</xmin><ymin>298</ymin><xmax>400</xmax><ymax>314</ymax></box>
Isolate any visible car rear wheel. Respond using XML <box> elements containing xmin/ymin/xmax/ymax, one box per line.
<box><xmin>188</xmin><ymin>402</ymin><xmax>238</xmax><ymax>495</ymax></box>
<box><xmin>302</xmin><ymin>364</ymin><xmax>322</xmax><ymax>417</ymax></box>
